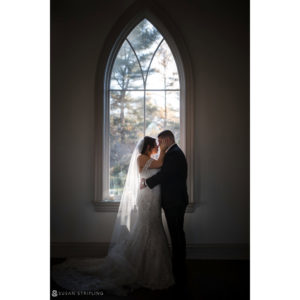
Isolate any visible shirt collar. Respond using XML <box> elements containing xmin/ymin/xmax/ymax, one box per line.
<box><xmin>165</xmin><ymin>143</ymin><xmax>176</xmax><ymax>153</ymax></box>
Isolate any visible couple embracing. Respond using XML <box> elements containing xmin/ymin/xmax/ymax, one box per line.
<box><xmin>52</xmin><ymin>130</ymin><xmax>189</xmax><ymax>296</ymax></box>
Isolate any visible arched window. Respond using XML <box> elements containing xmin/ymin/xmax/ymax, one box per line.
<box><xmin>108</xmin><ymin>19</ymin><xmax>181</xmax><ymax>201</ymax></box>
<box><xmin>94</xmin><ymin>6</ymin><xmax>194</xmax><ymax>212</ymax></box>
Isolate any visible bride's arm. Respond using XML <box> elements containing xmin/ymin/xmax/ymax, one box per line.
<box><xmin>137</xmin><ymin>140</ymin><xmax>168</xmax><ymax>171</ymax></box>
<box><xmin>137</xmin><ymin>150</ymin><xmax>166</xmax><ymax>173</ymax></box>
<box><xmin>148</xmin><ymin>149</ymin><xmax>166</xmax><ymax>169</ymax></box>
<box><xmin>149</xmin><ymin>139</ymin><xmax>168</xmax><ymax>169</ymax></box>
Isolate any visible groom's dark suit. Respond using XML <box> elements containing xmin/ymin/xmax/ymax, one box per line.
<box><xmin>146</xmin><ymin>144</ymin><xmax>188</xmax><ymax>286</ymax></box>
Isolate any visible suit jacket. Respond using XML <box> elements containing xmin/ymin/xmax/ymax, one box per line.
<box><xmin>146</xmin><ymin>144</ymin><xmax>189</xmax><ymax>210</ymax></box>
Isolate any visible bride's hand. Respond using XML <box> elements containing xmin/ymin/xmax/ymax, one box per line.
<box><xmin>159</xmin><ymin>139</ymin><xmax>168</xmax><ymax>152</ymax></box>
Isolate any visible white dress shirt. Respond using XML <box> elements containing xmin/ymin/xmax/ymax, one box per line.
<box><xmin>165</xmin><ymin>143</ymin><xmax>176</xmax><ymax>153</ymax></box>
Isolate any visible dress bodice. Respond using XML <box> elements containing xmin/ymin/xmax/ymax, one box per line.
<box><xmin>140</xmin><ymin>158</ymin><xmax>160</xmax><ymax>178</ymax></box>
<box><xmin>137</xmin><ymin>158</ymin><xmax>161</xmax><ymax>218</ymax></box>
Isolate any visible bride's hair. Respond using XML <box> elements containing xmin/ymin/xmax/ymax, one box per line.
<box><xmin>140</xmin><ymin>136</ymin><xmax>156</xmax><ymax>154</ymax></box>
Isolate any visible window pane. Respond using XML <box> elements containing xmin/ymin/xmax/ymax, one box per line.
<box><xmin>127</xmin><ymin>19</ymin><xmax>163</xmax><ymax>76</ymax></box>
<box><xmin>109</xmin><ymin>91</ymin><xmax>144</xmax><ymax>201</ymax></box>
<box><xmin>146</xmin><ymin>40</ymin><xmax>180</xmax><ymax>90</ymax></box>
<box><xmin>145</xmin><ymin>91</ymin><xmax>180</xmax><ymax>143</ymax></box>
<box><xmin>145</xmin><ymin>91</ymin><xmax>165</xmax><ymax>137</ymax></box>
<box><xmin>166</xmin><ymin>91</ymin><xmax>180</xmax><ymax>144</ymax></box>
<box><xmin>110</xmin><ymin>40</ymin><xmax>143</xmax><ymax>90</ymax></box>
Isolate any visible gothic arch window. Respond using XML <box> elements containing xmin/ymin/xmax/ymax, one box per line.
<box><xmin>108</xmin><ymin>19</ymin><xmax>181</xmax><ymax>201</ymax></box>
<box><xmin>94</xmin><ymin>9</ymin><xmax>194</xmax><ymax>212</ymax></box>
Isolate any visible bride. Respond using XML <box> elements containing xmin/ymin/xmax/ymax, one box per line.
<box><xmin>51</xmin><ymin>136</ymin><xmax>175</xmax><ymax>296</ymax></box>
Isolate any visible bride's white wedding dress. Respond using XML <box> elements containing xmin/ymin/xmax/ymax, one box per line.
<box><xmin>52</xmin><ymin>157</ymin><xmax>174</xmax><ymax>296</ymax></box>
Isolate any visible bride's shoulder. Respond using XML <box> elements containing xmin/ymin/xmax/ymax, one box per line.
<box><xmin>137</xmin><ymin>154</ymin><xmax>149</xmax><ymax>163</ymax></box>
<box><xmin>137</xmin><ymin>154</ymin><xmax>148</xmax><ymax>159</ymax></box>
<box><xmin>137</xmin><ymin>154</ymin><xmax>151</xmax><ymax>171</ymax></box>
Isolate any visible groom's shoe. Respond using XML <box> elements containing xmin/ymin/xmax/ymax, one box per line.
<box><xmin>170</xmin><ymin>285</ymin><xmax>192</xmax><ymax>299</ymax></box>
<box><xmin>178</xmin><ymin>286</ymin><xmax>193</xmax><ymax>299</ymax></box>
<box><xmin>167</xmin><ymin>284</ymin><xmax>178</xmax><ymax>298</ymax></box>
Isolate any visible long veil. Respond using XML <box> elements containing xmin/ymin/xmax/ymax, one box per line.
<box><xmin>108</xmin><ymin>138</ymin><xmax>143</xmax><ymax>253</ymax></box>
<box><xmin>51</xmin><ymin>139</ymin><xmax>145</xmax><ymax>295</ymax></box>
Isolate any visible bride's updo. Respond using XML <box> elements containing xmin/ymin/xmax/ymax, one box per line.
<box><xmin>138</xmin><ymin>136</ymin><xmax>156</xmax><ymax>155</ymax></box>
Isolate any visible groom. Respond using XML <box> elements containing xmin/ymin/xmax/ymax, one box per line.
<box><xmin>140</xmin><ymin>130</ymin><xmax>189</xmax><ymax>289</ymax></box>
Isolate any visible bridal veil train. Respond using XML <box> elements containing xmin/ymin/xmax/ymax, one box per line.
<box><xmin>51</xmin><ymin>138</ymin><xmax>174</xmax><ymax>296</ymax></box>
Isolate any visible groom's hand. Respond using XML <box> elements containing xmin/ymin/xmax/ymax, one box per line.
<box><xmin>140</xmin><ymin>178</ymin><xmax>146</xmax><ymax>189</ymax></box>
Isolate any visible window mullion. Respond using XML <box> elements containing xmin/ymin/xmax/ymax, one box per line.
<box><xmin>109</xmin><ymin>89</ymin><xmax>180</xmax><ymax>91</ymax></box>
<box><xmin>144</xmin><ymin>90</ymin><xmax>146</xmax><ymax>136</ymax></box>
<box><xmin>144</xmin><ymin>38</ymin><xmax>164</xmax><ymax>88</ymax></box>
<box><xmin>126</xmin><ymin>38</ymin><xmax>145</xmax><ymax>87</ymax></box>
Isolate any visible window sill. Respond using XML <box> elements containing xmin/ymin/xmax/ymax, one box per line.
<box><xmin>94</xmin><ymin>201</ymin><xmax>196</xmax><ymax>213</ymax></box>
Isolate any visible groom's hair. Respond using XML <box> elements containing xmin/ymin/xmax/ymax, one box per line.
<box><xmin>158</xmin><ymin>130</ymin><xmax>175</xmax><ymax>142</ymax></box>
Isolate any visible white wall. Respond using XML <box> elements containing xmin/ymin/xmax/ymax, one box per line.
<box><xmin>51</xmin><ymin>0</ymin><xmax>249</xmax><ymax>257</ymax></box>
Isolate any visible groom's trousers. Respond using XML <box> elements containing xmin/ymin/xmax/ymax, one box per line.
<box><xmin>163</xmin><ymin>205</ymin><xmax>187</xmax><ymax>286</ymax></box>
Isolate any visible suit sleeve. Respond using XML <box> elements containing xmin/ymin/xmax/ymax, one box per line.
<box><xmin>146</xmin><ymin>152</ymin><xmax>180</xmax><ymax>189</ymax></box>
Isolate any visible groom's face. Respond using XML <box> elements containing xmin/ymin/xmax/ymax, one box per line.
<box><xmin>158</xmin><ymin>137</ymin><xmax>170</xmax><ymax>147</ymax></box>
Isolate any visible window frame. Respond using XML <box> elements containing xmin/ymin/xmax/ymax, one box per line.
<box><xmin>94</xmin><ymin>6</ymin><xmax>195</xmax><ymax>212</ymax></box>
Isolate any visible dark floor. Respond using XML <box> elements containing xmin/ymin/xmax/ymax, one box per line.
<box><xmin>51</xmin><ymin>258</ymin><xmax>249</xmax><ymax>300</ymax></box>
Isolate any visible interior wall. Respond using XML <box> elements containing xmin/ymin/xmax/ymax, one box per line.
<box><xmin>51</xmin><ymin>0</ymin><xmax>249</xmax><ymax>252</ymax></box>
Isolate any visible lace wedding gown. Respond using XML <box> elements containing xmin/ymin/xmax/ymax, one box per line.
<box><xmin>52</xmin><ymin>158</ymin><xmax>174</xmax><ymax>296</ymax></box>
